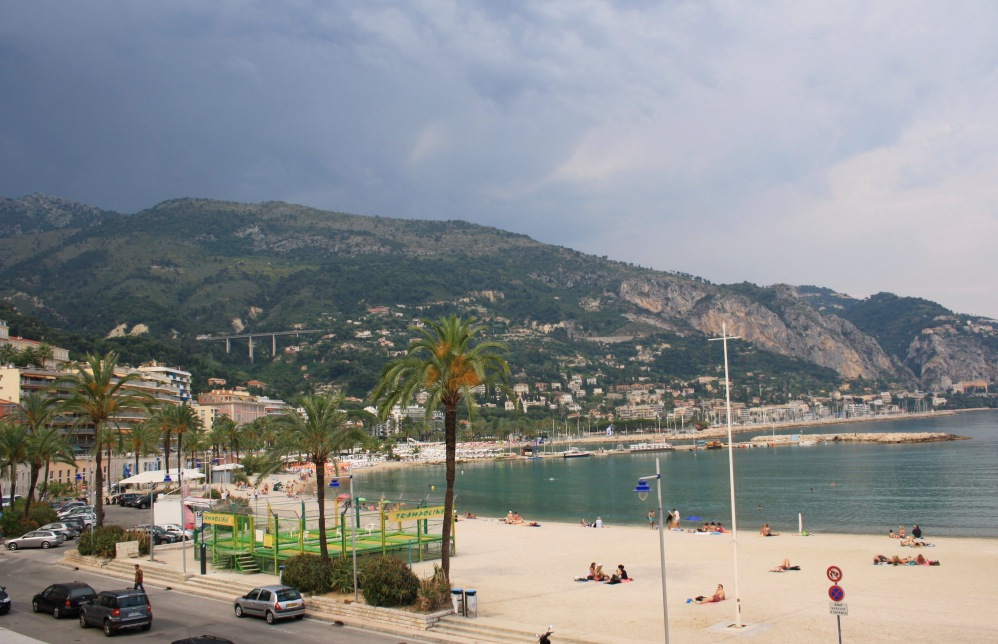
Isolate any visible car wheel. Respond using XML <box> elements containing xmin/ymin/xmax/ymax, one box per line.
<box><xmin>7</xmin><ymin>543</ymin><xmax>17</xmax><ymax>550</ymax></box>
<box><xmin>32</xmin><ymin>599</ymin><xmax>40</xmax><ymax>613</ymax></box>
<box><xmin>103</xmin><ymin>619</ymin><xmax>113</xmax><ymax>636</ymax></box>
<box><xmin>53</xmin><ymin>606</ymin><xmax>62</xmax><ymax>619</ymax></box>
<box><xmin>265</xmin><ymin>610</ymin><xmax>275</xmax><ymax>624</ymax></box>
<box><xmin>42</xmin><ymin>541</ymin><xmax>51</xmax><ymax>549</ymax></box>
<box><xmin>80</xmin><ymin>614</ymin><xmax>89</xmax><ymax>628</ymax></box>
<box><xmin>234</xmin><ymin>605</ymin><xmax>243</xmax><ymax>618</ymax></box>
<box><xmin>140</xmin><ymin>623</ymin><xmax>151</xmax><ymax>631</ymax></box>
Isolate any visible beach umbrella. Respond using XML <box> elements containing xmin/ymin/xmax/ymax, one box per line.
<box><xmin>686</xmin><ymin>516</ymin><xmax>702</xmax><ymax>521</ymax></box>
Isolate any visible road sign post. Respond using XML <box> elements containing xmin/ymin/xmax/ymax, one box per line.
<box><xmin>827</xmin><ymin>565</ymin><xmax>845</xmax><ymax>644</ymax></box>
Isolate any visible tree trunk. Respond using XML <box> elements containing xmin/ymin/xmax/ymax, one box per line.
<box><xmin>23</xmin><ymin>463</ymin><xmax>40</xmax><ymax>517</ymax></box>
<box><xmin>95</xmin><ymin>441</ymin><xmax>105</xmax><ymax>528</ymax></box>
<box><xmin>40</xmin><ymin>463</ymin><xmax>51</xmax><ymax>500</ymax></box>
<box><xmin>177</xmin><ymin>432</ymin><xmax>183</xmax><ymax>479</ymax></box>
<box><xmin>441</xmin><ymin>403</ymin><xmax>457</xmax><ymax>583</ymax></box>
<box><xmin>163</xmin><ymin>433</ymin><xmax>172</xmax><ymax>476</ymax></box>
<box><xmin>316</xmin><ymin>458</ymin><xmax>328</xmax><ymax>561</ymax></box>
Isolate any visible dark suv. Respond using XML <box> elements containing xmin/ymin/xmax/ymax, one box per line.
<box><xmin>117</xmin><ymin>493</ymin><xmax>144</xmax><ymax>507</ymax></box>
<box><xmin>79</xmin><ymin>589</ymin><xmax>152</xmax><ymax>636</ymax></box>
<box><xmin>33</xmin><ymin>581</ymin><xmax>97</xmax><ymax>618</ymax></box>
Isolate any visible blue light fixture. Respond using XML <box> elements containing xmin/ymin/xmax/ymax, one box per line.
<box><xmin>329</xmin><ymin>478</ymin><xmax>340</xmax><ymax>488</ymax></box>
<box><xmin>164</xmin><ymin>473</ymin><xmax>172</xmax><ymax>483</ymax></box>
<box><xmin>634</xmin><ymin>479</ymin><xmax>652</xmax><ymax>501</ymax></box>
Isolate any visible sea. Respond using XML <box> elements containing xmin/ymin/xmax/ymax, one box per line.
<box><xmin>355</xmin><ymin>410</ymin><xmax>998</xmax><ymax>538</ymax></box>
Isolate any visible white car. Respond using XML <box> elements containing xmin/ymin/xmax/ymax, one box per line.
<box><xmin>6</xmin><ymin>529</ymin><xmax>66</xmax><ymax>550</ymax></box>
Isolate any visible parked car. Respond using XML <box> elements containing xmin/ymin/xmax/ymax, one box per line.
<box><xmin>79</xmin><ymin>589</ymin><xmax>152</xmax><ymax>636</ymax></box>
<box><xmin>131</xmin><ymin>525</ymin><xmax>179</xmax><ymax>545</ymax></box>
<box><xmin>32</xmin><ymin>581</ymin><xmax>97</xmax><ymax>618</ymax></box>
<box><xmin>233</xmin><ymin>585</ymin><xmax>305</xmax><ymax>624</ymax></box>
<box><xmin>39</xmin><ymin>522</ymin><xmax>81</xmax><ymax>540</ymax></box>
<box><xmin>6</xmin><ymin>530</ymin><xmax>66</xmax><ymax>550</ymax></box>
<box><xmin>171</xmin><ymin>637</ymin><xmax>235</xmax><ymax>644</ymax></box>
<box><xmin>58</xmin><ymin>505</ymin><xmax>95</xmax><ymax>519</ymax></box>
<box><xmin>52</xmin><ymin>499</ymin><xmax>85</xmax><ymax>512</ymax></box>
<box><xmin>157</xmin><ymin>524</ymin><xmax>193</xmax><ymax>540</ymax></box>
<box><xmin>132</xmin><ymin>494</ymin><xmax>155</xmax><ymax>509</ymax></box>
<box><xmin>0</xmin><ymin>585</ymin><xmax>10</xmax><ymax>615</ymax></box>
<box><xmin>61</xmin><ymin>516</ymin><xmax>91</xmax><ymax>532</ymax></box>
<box><xmin>117</xmin><ymin>493</ymin><xmax>144</xmax><ymax>508</ymax></box>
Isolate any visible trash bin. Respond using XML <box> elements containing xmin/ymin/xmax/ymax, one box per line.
<box><xmin>451</xmin><ymin>588</ymin><xmax>464</xmax><ymax>615</ymax></box>
<box><xmin>464</xmin><ymin>589</ymin><xmax>477</xmax><ymax>617</ymax></box>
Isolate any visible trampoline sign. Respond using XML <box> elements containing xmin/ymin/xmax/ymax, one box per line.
<box><xmin>387</xmin><ymin>505</ymin><xmax>446</xmax><ymax>522</ymax></box>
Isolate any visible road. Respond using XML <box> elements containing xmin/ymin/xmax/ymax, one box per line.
<box><xmin>0</xmin><ymin>535</ymin><xmax>423</xmax><ymax>643</ymax></box>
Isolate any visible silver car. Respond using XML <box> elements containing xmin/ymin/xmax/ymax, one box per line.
<box><xmin>233</xmin><ymin>585</ymin><xmax>305</xmax><ymax>624</ymax></box>
<box><xmin>6</xmin><ymin>529</ymin><xmax>67</xmax><ymax>550</ymax></box>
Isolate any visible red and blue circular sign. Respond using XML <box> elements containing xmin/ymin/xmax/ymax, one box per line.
<box><xmin>828</xmin><ymin>585</ymin><xmax>845</xmax><ymax>602</ymax></box>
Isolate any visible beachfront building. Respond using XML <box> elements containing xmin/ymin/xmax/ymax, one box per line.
<box><xmin>196</xmin><ymin>388</ymin><xmax>288</xmax><ymax>425</ymax></box>
<box><xmin>135</xmin><ymin>360</ymin><xmax>192</xmax><ymax>403</ymax></box>
<box><xmin>0</xmin><ymin>319</ymin><xmax>71</xmax><ymax>368</ymax></box>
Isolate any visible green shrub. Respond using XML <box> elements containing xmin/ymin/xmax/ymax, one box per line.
<box><xmin>123</xmin><ymin>530</ymin><xmax>150</xmax><ymax>555</ymax></box>
<box><xmin>77</xmin><ymin>525</ymin><xmax>141</xmax><ymax>557</ymax></box>
<box><xmin>0</xmin><ymin>499</ymin><xmax>57</xmax><ymax>538</ymax></box>
<box><xmin>416</xmin><ymin>564</ymin><xmax>452</xmax><ymax>612</ymax></box>
<box><xmin>328</xmin><ymin>555</ymin><xmax>357</xmax><ymax>594</ymax></box>
<box><xmin>282</xmin><ymin>553</ymin><xmax>332</xmax><ymax>594</ymax></box>
<box><xmin>359</xmin><ymin>556</ymin><xmax>419</xmax><ymax>608</ymax></box>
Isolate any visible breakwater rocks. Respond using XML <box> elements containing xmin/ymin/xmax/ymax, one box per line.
<box><xmin>750</xmin><ymin>432</ymin><xmax>967</xmax><ymax>445</ymax></box>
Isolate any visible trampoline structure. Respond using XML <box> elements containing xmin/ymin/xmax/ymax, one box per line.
<box><xmin>197</xmin><ymin>493</ymin><xmax>454</xmax><ymax>574</ymax></box>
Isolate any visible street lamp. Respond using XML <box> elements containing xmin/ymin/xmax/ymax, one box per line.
<box><xmin>74</xmin><ymin>472</ymin><xmax>83</xmax><ymax>500</ymax></box>
<box><xmin>634</xmin><ymin>457</ymin><xmax>670</xmax><ymax>644</ymax></box>
<box><xmin>329</xmin><ymin>475</ymin><xmax>358</xmax><ymax>602</ymax></box>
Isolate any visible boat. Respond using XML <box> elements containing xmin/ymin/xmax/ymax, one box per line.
<box><xmin>629</xmin><ymin>442</ymin><xmax>675</xmax><ymax>453</ymax></box>
<box><xmin>798</xmin><ymin>440</ymin><xmax>817</xmax><ymax>447</ymax></box>
<box><xmin>562</xmin><ymin>446</ymin><xmax>592</xmax><ymax>458</ymax></box>
<box><xmin>705</xmin><ymin>440</ymin><xmax>724</xmax><ymax>449</ymax></box>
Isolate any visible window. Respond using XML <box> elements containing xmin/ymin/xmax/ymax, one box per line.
<box><xmin>258</xmin><ymin>590</ymin><xmax>272</xmax><ymax>602</ymax></box>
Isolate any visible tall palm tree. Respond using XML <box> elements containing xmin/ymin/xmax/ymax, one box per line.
<box><xmin>127</xmin><ymin>419</ymin><xmax>162</xmax><ymax>479</ymax></box>
<box><xmin>266</xmin><ymin>394</ymin><xmax>369</xmax><ymax>561</ymax></box>
<box><xmin>17</xmin><ymin>392</ymin><xmax>75</xmax><ymax>515</ymax></box>
<box><xmin>210</xmin><ymin>415</ymin><xmax>237</xmax><ymax>460</ymax></box>
<box><xmin>0</xmin><ymin>419</ymin><xmax>30</xmax><ymax>511</ymax></box>
<box><xmin>58</xmin><ymin>352</ymin><xmax>153</xmax><ymax>528</ymax></box>
<box><xmin>156</xmin><ymin>404</ymin><xmax>203</xmax><ymax>475</ymax></box>
<box><xmin>370</xmin><ymin>315</ymin><xmax>511</xmax><ymax>581</ymax></box>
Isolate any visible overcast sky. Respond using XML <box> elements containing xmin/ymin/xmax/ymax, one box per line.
<box><xmin>3</xmin><ymin>1</ymin><xmax>997</xmax><ymax>318</ymax></box>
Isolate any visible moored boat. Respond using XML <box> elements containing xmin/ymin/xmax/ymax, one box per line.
<box><xmin>629</xmin><ymin>442</ymin><xmax>675</xmax><ymax>453</ymax></box>
<box><xmin>562</xmin><ymin>446</ymin><xmax>592</xmax><ymax>458</ymax></box>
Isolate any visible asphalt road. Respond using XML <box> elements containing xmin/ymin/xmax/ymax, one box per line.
<box><xmin>0</xmin><ymin>534</ymin><xmax>422</xmax><ymax>644</ymax></box>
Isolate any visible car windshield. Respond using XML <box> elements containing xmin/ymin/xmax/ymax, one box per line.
<box><xmin>276</xmin><ymin>589</ymin><xmax>301</xmax><ymax>602</ymax></box>
<box><xmin>118</xmin><ymin>594</ymin><xmax>148</xmax><ymax>608</ymax></box>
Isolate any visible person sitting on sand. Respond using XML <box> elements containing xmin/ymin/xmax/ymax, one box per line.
<box><xmin>512</xmin><ymin>512</ymin><xmax>524</xmax><ymax>525</ymax></box>
<box><xmin>898</xmin><ymin>524</ymin><xmax>906</xmax><ymax>539</ymax></box>
<box><xmin>580</xmin><ymin>518</ymin><xmax>590</xmax><ymax>527</ymax></box>
<box><xmin>770</xmin><ymin>558</ymin><xmax>801</xmax><ymax>572</ymax></box>
<box><xmin>759</xmin><ymin>523</ymin><xmax>778</xmax><ymax>536</ymax></box>
<box><xmin>912</xmin><ymin>524</ymin><xmax>922</xmax><ymax>539</ymax></box>
<box><xmin>586</xmin><ymin>562</ymin><xmax>597</xmax><ymax>580</ymax></box>
<box><xmin>592</xmin><ymin>564</ymin><xmax>609</xmax><ymax>582</ymax></box>
<box><xmin>616</xmin><ymin>564</ymin><xmax>628</xmax><ymax>580</ymax></box>
<box><xmin>695</xmin><ymin>584</ymin><xmax>725</xmax><ymax>603</ymax></box>
<box><xmin>464</xmin><ymin>512</ymin><xmax>476</xmax><ymax>519</ymax></box>
<box><xmin>716</xmin><ymin>522</ymin><xmax>725</xmax><ymax>533</ymax></box>
<box><xmin>506</xmin><ymin>511</ymin><xmax>515</xmax><ymax>524</ymax></box>
<box><xmin>889</xmin><ymin>529</ymin><xmax>895</xmax><ymax>539</ymax></box>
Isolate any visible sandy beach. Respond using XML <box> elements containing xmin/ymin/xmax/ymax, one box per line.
<box><xmin>409</xmin><ymin>517</ymin><xmax>998</xmax><ymax>643</ymax></box>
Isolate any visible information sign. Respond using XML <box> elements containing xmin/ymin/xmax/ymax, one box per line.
<box><xmin>829</xmin><ymin>602</ymin><xmax>848</xmax><ymax>616</ymax></box>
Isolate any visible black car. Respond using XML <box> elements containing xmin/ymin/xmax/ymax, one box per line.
<box><xmin>32</xmin><ymin>582</ymin><xmax>97</xmax><ymax>618</ymax></box>
<box><xmin>79</xmin><ymin>589</ymin><xmax>152</xmax><ymax>635</ymax></box>
<box><xmin>61</xmin><ymin>516</ymin><xmax>88</xmax><ymax>532</ymax></box>
<box><xmin>117</xmin><ymin>493</ymin><xmax>144</xmax><ymax>508</ymax></box>
<box><xmin>0</xmin><ymin>585</ymin><xmax>10</xmax><ymax>615</ymax></box>
<box><xmin>131</xmin><ymin>525</ymin><xmax>179</xmax><ymax>545</ymax></box>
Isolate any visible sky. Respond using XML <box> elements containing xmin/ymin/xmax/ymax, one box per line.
<box><xmin>2</xmin><ymin>1</ymin><xmax>997</xmax><ymax>319</ymax></box>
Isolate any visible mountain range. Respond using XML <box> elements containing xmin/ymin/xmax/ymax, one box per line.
<box><xmin>1</xmin><ymin>193</ymin><xmax>996</xmax><ymax>399</ymax></box>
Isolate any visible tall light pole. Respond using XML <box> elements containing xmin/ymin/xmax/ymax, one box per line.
<box><xmin>329</xmin><ymin>475</ymin><xmax>358</xmax><ymax>602</ymax></box>
<box><xmin>634</xmin><ymin>458</ymin><xmax>670</xmax><ymax>643</ymax></box>
<box><xmin>710</xmin><ymin>322</ymin><xmax>743</xmax><ymax>629</ymax></box>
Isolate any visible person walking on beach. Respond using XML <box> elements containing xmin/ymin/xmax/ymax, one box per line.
<box><xmin>133</xmin><ymin>564</ymin><xmax>145</xmax><ymax>592</ymax></box>
<box><xmin>671</xmin><ymin>508</ymin><xmax>680</xmax><ymax>530</ymax></box>
<box><xmin>648</xmin><ymin>509</ymin><xmax>655</xmax><ymax>529</ymax></box>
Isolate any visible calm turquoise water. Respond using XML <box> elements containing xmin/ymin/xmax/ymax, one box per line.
<box><xmin>356</xmin><ymin>411</ymin><xmax>998</xmax><ymax>537</ymax></box>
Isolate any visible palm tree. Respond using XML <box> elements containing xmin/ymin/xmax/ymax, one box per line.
<box><xmin>17</xmin><ymin>391</ymin><xmax>75</xmax><ymax>515</ymax></box>
<box><xmin>210</xmin><ymin>415</ymin><xmax>237</xmax><ymax>460</ymax></box>
<box><xmin>156</xmin><ymin>404</ymin><xmax>203</xmax><ymax>475</ymax></box>
<box><xmin>370</xmin><ymin>315</ymin><xmax>511</xmax><ymax>581</ymax></box>
<box><xmin>0</xmin><ymin>419</ymin><xmax>30</xmax><ymax>511</ymax></box>
<box><xmin>127</xmin><ymin>419</ymin><xmax>162</xmax><ymax>479</ymax></box>
<box><xmin>58</xmin><ymin>352</ymin><xmax>153</xmax><ymax>528</ymax></box>
<box><xmin>266</xmin><ymin>393</ymin><xmax>369</xmax><ymax>561</ymax></box>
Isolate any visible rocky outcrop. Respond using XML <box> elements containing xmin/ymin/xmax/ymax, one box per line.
<box><xmin>907</xmin><ymin>330</ymin><xmax>998</xmax><ymax>390</ymax></box>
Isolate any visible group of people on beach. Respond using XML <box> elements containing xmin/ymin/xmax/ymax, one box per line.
<box><xmin>505</xmin><ymin>510</ymin><xmax>540</xmax><ymax>527</ymax></box>
<box><xmin>579</xmin><ymin>562</ymin><xmax>629</xmax><ymax>584</ymax></box>
<box><xmin>580</xmin><ymin>516</ymin><xmax>605</xmax><ymax>528</ymax></box>
<box><xmin>697</xmin><ymin>521</ymin><xmax>725</xmax><ymax>533</ymax></box>
<box><xmin>759</xmin><ymin>523</ymin><xmax>780</xmax><ymax>536</ymax></box>
<box><xmin>873</xmin><ymin>553</ymin><xmax>939</xmax><ymax>566</ymax></box>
